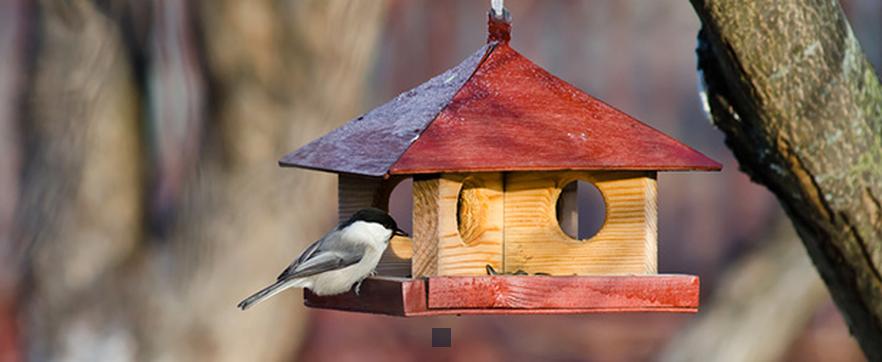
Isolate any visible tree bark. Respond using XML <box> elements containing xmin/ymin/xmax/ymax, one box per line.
<box><xmin>136</xmin><ymin>1</ymin><xmax>386</xmax><ymax>360</ymax></box>
<box><xmin>0</xmin><ymin>1</ymin><xmax>29</xmax><ymax>360</ymax></box>
<box><xmin>17</xmin><ymin>2</ymin><xmax>143</xmax><ymax>359</ymax></box>
<box><xmin>690</xmin><ymin>0</ymin><xmax>882</xmax><ymax>358</ymax></box>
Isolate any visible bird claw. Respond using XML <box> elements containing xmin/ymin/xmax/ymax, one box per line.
<box><xmin>354</xmin><ymin>279</ymin><xmax>364</xmax><ymax>296</ymax></box>
<box><xmin>485</xmin><ymin>264</ymin><xmax>500</xmax><ymax>275</ymax></box>
<box><xmin>353</xmin><ymin>270</ymin><xmax>380</xmax><ymax>296</ymax></box>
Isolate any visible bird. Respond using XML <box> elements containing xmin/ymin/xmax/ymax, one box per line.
<box><xmin>237</xmin><ymin>207</ymin><xmax>408</xmax><ymax>310</ymax></box>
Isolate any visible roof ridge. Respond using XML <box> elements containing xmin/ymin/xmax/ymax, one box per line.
<box><xmin>389</xmin><ymin>44</ymin><xmax>721</xmax><ymax>174</ymax></box>
<box><xmin>382</xmin><ymin>42</ymin><xmax>500</xmax><ymax>178</ymax></box>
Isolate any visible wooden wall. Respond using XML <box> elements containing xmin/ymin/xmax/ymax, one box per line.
<box><xmin>341</xmin><ymin>171</ymin><xmax>658</xmax><ymax>277</ymax></box>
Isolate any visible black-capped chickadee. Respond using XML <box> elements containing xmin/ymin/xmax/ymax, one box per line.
<box><xmin>237</xmin><ymin>207</ymin><xmax>408</xmax><ymax>310</ymax></box>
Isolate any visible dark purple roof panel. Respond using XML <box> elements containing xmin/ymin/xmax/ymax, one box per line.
<box><xmin>279</xmin><ymin>43</ymin><xmax>493</xmax><ymax>177</ymax></box>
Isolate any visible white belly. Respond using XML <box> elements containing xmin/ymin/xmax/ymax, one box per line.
<box><xmin>305</xmin><ymin>246</ymin><xmax>384</xmax><ymax>296</ymax></box>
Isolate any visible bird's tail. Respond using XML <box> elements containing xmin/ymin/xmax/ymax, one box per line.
<box><xmin>237</xmin><ymin>278</ymin><xmax>304</xmax><ymax>310</ymax></box>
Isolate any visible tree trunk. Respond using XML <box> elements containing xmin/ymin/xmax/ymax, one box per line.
<box><xmin>17</xmin><ymin>2</ymin><xmax>144</xmax><ymax>360</ymax></box>
<box><xmin>0</xmin><ymin>1</ymin><xmax>29</xmax><ymax>360</ymax></box>
<box><xmin>16</xmin><ymin>1</ymin><xmax>385</xmax><ymax>360</ymax></box>
<box><xmin>690</xmin><ymin>0</ymin><xmax>882</xmax><ymax>358</ymax></box>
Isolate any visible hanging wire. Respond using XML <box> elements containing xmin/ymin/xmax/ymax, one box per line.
<box><xmin>491</xmin><ymin>0</ymin><xmax>504</xmax><ymax>17</ymax></box>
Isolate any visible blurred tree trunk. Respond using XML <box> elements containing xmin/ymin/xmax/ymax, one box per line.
<box><xmin>18</xmin><ymin>3</ymin><xmax>144</xmax><ymax>360</ymax></box>
<box><xmin>15</xmin><ymin>1</ymin><xmax>385</xmax><ymax>361</ymax></box>
<box><xmin>690</xmin><ymin>0</ymin><xmax>882</xmax><ymax>359</ymax></box>
<box><xmin>0</xmin><ymin>1</ymin><xmax>28</xmax><ymax>361</ymax></box>
<box><xmin>659</xmin><ymin>219</ymin><xmax>828</xmax><ymax>362</ymax></box>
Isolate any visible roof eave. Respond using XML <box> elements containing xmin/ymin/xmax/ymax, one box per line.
<box><xmin>386</xmin><ymin>164</ymin><xmax>721</xmax><ymax>176</ymax></box>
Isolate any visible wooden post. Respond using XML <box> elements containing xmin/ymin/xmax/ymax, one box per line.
<box><xmin>411</xmin><ymin>175</ymin><xmax>440</xmax><ymax>277</ymax></box>
<box><xmin>411</xmin><ymin>173</ymin><xmax>504</xmax><ymax>277</ymax></box>
<box><xmin>504</xmin><ymin>171</ymin><xmax>658</xmax><ymax>275</ymax></box>
<box><xmin>557</xmin><ymin>181</ymin><xmax>579</xmax><ymax>238</ymax></box>
<box><xmin>338</xmin><ymin>174</ymin><xmax>412</xmax><ymax>276</ymax></box>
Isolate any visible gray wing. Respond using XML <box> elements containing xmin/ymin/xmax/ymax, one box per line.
<box><xmin>276</xmin><ymin>229</ymin><xmax>365</xmax><ymax>281</ymax></box>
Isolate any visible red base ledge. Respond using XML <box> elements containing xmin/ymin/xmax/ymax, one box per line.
<box><xmin>304</xmin><ymin>274</ymin><xmax>699</xmax><ymax>316</ymax></box>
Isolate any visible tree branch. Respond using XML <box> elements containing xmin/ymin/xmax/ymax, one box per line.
<box><xmin>690</xmin><ymin>0</ymin><xmax>882</xmax><ymax>358</ymax></box>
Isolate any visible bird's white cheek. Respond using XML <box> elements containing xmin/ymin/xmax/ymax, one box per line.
<box><xmin>344</xmin><ymin>221</ymin><xmax>393</xmax><ymax>246</ymax></box>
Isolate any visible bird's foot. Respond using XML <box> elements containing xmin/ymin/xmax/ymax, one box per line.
<box><xmin>354</xmin><ymin>279</ymin><xmax>364</xmax><ymax>296</ymax></box>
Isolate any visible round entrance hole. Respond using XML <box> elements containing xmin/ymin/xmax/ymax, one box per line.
<box><xmin>556</xmin><ymin>180</ymin><xmax>606</xmax><ymax>240</ymax></box>
<box><xmin>387</xmin><ymin>178</ymin><xmax>413</xmax><ymax>235</ymax></box>
<box><xmin>456</xmin><ymin>177</ymin><xmax>489</xmax><ymax>245</ymax></box>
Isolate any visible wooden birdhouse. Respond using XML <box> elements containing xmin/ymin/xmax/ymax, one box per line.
<box><xmin>281</xmin><ymin>11</ymin><xmax>720</xmax><ymax>316</ymax></box>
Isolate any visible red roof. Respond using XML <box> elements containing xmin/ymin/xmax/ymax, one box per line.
<box><xmin>281</xmin><ymin>18</ymin><xmax>721</xmax><ymax>177</ymax></box>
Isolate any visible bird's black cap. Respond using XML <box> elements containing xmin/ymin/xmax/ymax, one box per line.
<box><xmin>343</xmin><ymin>208</ymin><xmax>408</xmax><ymax>237</ymax></box>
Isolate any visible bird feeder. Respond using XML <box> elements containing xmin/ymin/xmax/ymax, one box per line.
<box><xmin>280</xmin><ymin>10</ymin><xmax>720</xmax><ymax>316</ymax></box>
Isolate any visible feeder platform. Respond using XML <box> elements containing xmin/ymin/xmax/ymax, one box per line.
<box><xmin>304</xmin><ymin>274</ymin><xmax>699</xmax><ymax>316</ymax></box>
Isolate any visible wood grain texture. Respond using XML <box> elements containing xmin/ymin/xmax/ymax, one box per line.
<box><xmin>504</xmin><ymin>171</ymin><xmax>658</xmax><ymax>275</ymax></box>
<box><xmin>303</xmin><ymin>275</ymin><xmax>698</xmax><ymax>316</ymax></box>
<box><xmin>411</xmin><ymin>176</ymin><xmax>440</xmax><ymax>277</ymax></box>
<box><xmin>557</xmin><ymin>182</ymin><xmax>579</xmax><ymax>238</ymax></box>
<box><xmin>391</xmin><ymin>43</ymin><xmax>721</xmax><ymax>175</ymax></box>
<box><xmin>338</xmin><ymin>174</ymin><xmax>384</xmax><ymax>222</ymax></box>
<box><xmin>411</xmin><ymin>173</ymin><xmax>504</xmax><ymax>277</ymax></box>
<box><xmin>427</xmin><ymin>275</ymin><xmax>698</xmax><ymax>310</ymax></box>
<box><xmin>439</xmin><ymin>173</ymin><xmax>504</xmax><ymax>275</ymax></box>
<box><xmin>643</xmin><ymin>173</ymin><xmax>659</xmax><ymax>273</ymax></box>
<box><xmin>338</xmin><ymin>174</ymin><xmax>412</xmax><ymax>276</ymax></box>
<box><xmin>692</xmin><ymin>0</ymin><xmax>882</xmax><ymax>356</ymax></box>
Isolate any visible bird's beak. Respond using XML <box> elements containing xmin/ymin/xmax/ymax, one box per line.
<box><xmin>394</xmin><ymin>228</ymin><xmax>409</xmax><ymax>237</ymax></box>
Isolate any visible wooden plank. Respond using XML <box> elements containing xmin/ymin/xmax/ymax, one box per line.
<box><xmin>427</xmin><ymin>275</ymin><xmax>697</xmax><ymax>310</ymax></box>
<box><xmin>411</xmin><ymin>176</ymin><xmax>440</xmax><ymax>277</ymax></box>
<box><xmin>438</xmin><ymin>173</ymin><xmax>504</xmax><ymax>276</ymax></box>
<box><xmin>303</xmin><ymin>276</ymin><xmax>426</xmax><ymax>317</ymax></box>
<box><xmin>557</xmin><ymin>181</ymin><xmax>579</xmax><ymax>238</ymax></box>
<box><xmin>409</xmin><ymin>306</ymin><xmax>696</xmax><ymax>315</ymax></box>
<box><xmin>338</xmin><ymin>174</ymin><xmax>384</xmax><ymax>222</ymax></box>
<box><xmin>411</xmin><ymin>173</ymin><xmax>504</xmax><ymax>277</ymax></box>
<box><xmin>643</xmin><ymin>173</ymin><xmax>658</xmax><ymax>273</ymax></box>
<box><xmin>504</xmin><ymin>171</ymin><xmax>658</xmax><ymax>275</ymax></box>
<box><xmin>338</xmin><ymin>174</ymin><xmax>412</xmax><ymax>276</ymax></box>
<box><xmin>303</xmin><ymin>275</ymin><xmax>699</xmax><ymax>316</ymax></box>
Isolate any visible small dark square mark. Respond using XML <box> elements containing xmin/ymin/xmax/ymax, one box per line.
<box><xmin>432</xmin><ymin>328</ymin><xmax>451</xmax><ymax>347</ymax></box>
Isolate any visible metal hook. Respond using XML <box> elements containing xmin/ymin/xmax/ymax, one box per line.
<box><xmin>491</xmin><ymin>0</ymin><xmax>504</xmax><ymax>17</ymax></box>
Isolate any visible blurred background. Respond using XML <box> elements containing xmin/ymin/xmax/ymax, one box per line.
<box><xmin>1</xmin><ymin>0</ymin><xmax>879</xmax><ymax>361</ymax></box>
